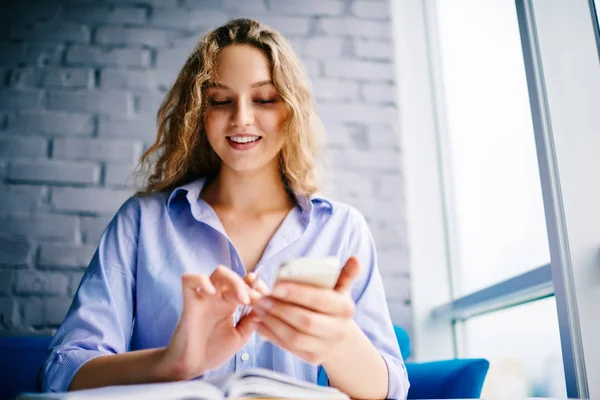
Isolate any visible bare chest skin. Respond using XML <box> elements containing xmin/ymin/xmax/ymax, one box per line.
<box><xmin>214</xmin><ymin>207</ymin><xmax>293</xmax><ymax>273</ymax></box>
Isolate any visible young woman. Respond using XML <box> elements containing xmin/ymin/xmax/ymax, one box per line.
<box><xmin>40</xmin><ymin>18</ymin><xmax>409</xmax><ymax>400</ymax></box>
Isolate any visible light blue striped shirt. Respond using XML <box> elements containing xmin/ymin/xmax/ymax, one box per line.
<box><xmin>41</xmin><ymin>177</ymin><xmax>409</xmax><ymax>399</ymax></box>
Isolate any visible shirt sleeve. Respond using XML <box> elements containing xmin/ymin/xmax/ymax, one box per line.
<box><xmin>40</xmin><ymin>197</ymin><xmax>140</xmax><ymax>392</ymax></box>
<box><xmin>345</xmin><ymin>207</ymin><xmax>410</xmax><ymax>400</ymax></box>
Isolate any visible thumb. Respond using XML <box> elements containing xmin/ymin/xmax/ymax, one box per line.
<box><xmin>334</xmin><ymin>256</ymin><xmax>361</xmax><ymax>294</ymax></box>
<box><xmin>235</xmin><ymin>313</ymin><xmax>260</xmax><ymax>340</ymax></box>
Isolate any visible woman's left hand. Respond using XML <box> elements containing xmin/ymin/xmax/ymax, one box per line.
<box><xmin>251</xmin><ymin>256</ymin><xmax>361</xmax><ymax>365</ymax></box>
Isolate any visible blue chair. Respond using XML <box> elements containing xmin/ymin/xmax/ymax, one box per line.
<box><xmin>395</xmin><ymin>325</ymin><xmax>489</xmax><ymax>398</ymax></box>
<box><xmin>318</xmin><ymin>325</ymin><xmax>489</xmax><ymax>399</ymax></box>
<box><xmin>0</xmin><ymin>335</ymin><xmax>52</xmax><ymax>400</ymax></box>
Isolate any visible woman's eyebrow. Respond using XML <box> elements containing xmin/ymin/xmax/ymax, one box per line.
<box><xmin>209</xmin><ymin>80</ymin><xmax>274</xmax><ymax>89</ymax></box>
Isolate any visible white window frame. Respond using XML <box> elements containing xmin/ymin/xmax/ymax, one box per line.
<box><xmin>392</xmin><ymin>0</ymin><xmax>600</xmax><ymax>398</ymax></box>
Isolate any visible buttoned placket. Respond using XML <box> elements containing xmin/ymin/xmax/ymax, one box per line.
<box><xmin>191</xmin><ymin>194</ymin><xmax>313</xmax><ymax>372</ymax></box>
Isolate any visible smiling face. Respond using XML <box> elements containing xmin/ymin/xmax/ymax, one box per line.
<box><xmin>204</xmin><ymin>44</ymin><xmax>288</xmax><ymax>175</ymax></box>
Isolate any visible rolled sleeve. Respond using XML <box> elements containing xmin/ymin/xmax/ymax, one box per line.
<box><xmin>40</xmin><ymin>197</ymin><xmax>140</xmax><ymax>392</ymax></box>
<box><xmin>345</xmin><ymin>207</ymin><xmax>410</xmax><ymax>400</ymax></box>
<box><xmin>380</xmin><ymin>352</ymin><xmax>410</xmax><ymax>400</ymax></box>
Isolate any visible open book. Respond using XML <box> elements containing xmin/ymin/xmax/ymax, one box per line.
<box><xmin>19</xmin><ymin>367</ymin><xmax>349</xmax><ymax>400</ymax></box>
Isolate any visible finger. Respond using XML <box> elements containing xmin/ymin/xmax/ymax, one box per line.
<box><xmin>210</xmin><ymin>265</ymin><xmax>251</xmax><ymax>304</ymax></box>
<box><xmin>270</xmin><ymin>283</ymin><xmax>355</xmax><ymax>318</ymax></box>
<box><xmin>253</xmin><ymin>297</ymin><xmax>338</xmax><ymax>338</ymax></box>
<box><xmin>235</xmin><ymin>313</ymin><xmax>261</xmax><ymax>341</ymax></box>
<box><xmin>181</xmin><ymin>273</ymin><xmax>217</xmax><ymax>297</ymax></box>
<box><xmin>243</xmin><ymin>273</ymin><xmax>270</xmax><ymax>296</ymax></box>
<box><xmin>334</xmin><ymin>256</ymin><xmax>361</xmax><ymax>294</ymax></box>
<box><xmin>256</xmin><ymin>311</ymin><xmax>321</xmax><ymax>356</ymax></box>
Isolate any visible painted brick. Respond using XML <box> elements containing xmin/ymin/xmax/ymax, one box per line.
<box><xmin>0</xmin><ymin>90</ymin><xmax>41</xmax><ymax>110</ymax></box>
<box><xmin>0</xmin><ymin>298</ymin><xmax>18</xmax><ymax>330</ymax></box>
<box><xmin>135</xmin><ymin>90</ymin><xmax>166</xmax><ymax>114</ymax></box>
<box><xmin>0</xmin><ymin>183</ymin><xmax>47</xmax><ymax>212</ymax></box>
<box><xmin>98</xmin><ymin>115</ymin><xmax>157</xmax><ymax>139</ymax></box>
<box><xmin>68</xmin><ymin>271</ymin><xmax>85</xmax><ymax>297</ymax></box>
<box><xmin>355</xmin><ymin>38</ymin><xmax>393</xmax><ymax>60</ymax></box>
<box><xmin>0</xmin><ymin>237</ymin><xmax>32</xmax><ymax>267</ymax></box>
<box><xmin>293</xmin><ymin>37</ymin><xmax>345</xmax><ymax>59</ymax></box>
<box><xmin>156</xmin><ymin>48</ymin><xmax>191</xmax><ymax>70</ymax></box>
<box><xmin>311</xmin><ymin>79</ymin><xmax>360</xmax><ymax>102</ymax></box>
<box><xmin>351</xmin><ymin>1</ymin><xmax>391</xmax><ymax>20</ymax></box>
<box><xmin>0</xmin><ymin>271</ymin><xmax>15</xmax><ymax>295</ymax></box>
<box><xmin>8</xmin><ymin>159</ymin><xmax>100</xmax><ymax>184</ymax></box>
<box><xmin>363</xmin><ymin>82</ymin><xmax>396</xmax><ymax>104</ymax></box>
<box><xmin>64</xmin><ymin>5</ymin><xmax>147</xmax><ymax>25</ymax></box>
<box><xmin>7</xmin><ymin>112</ymin><xmax>94</xmax><ymax>136</ymax></box>
<box><xmin>66</xmin><ymin>45</ymin><xmax>151</xmax><ymax>68</ymax></box>
<box><xmin>103</xmin><ymin>0</ymin><xmax>178</xmax><ymax>7</ymax></box>
<box><xmin>0</xmin><ymin>214</ymin><xmax>78</xmax><ymax>242</ymax></box>
<box><xmin>53</xmin><ymin>138</ymin><xmax>142</xmax><ymax>163</ymax></box>
<box><xmin>105</xmin><ymin>163</ymin><xmax>137</xmax><ymax>187</ymax></box>
<box><xmin>149</xmin><ymin>9</ymin><xmax>229</xmax><ymax>30</ymax></box>
<box><xmin>22</xmin><ymin>297</ymin><xmax>72</xmax><ymax>326</ymax></box>
<box><xmin>247</xmin><ymin>16</ymin><xmax>312</xmax><ymax>37</ymax></box>
<box><xmin>388</xmin><ymin>301</ymin><xmax>413</xmax><ymax>329</ymax></box>
<box><xmin>3</xmin><ymin>2</ymin><xmax>61</xmax><ymax>24</ymax></box>
<box><xmin>0</xmin><ymin>137</ymin><xmax>48</xmax><ymax>158</ymax></box>
<box><xmin>46</xmin><ymin>90</ymin><xmax>133</xmax><ymax>116</ymax></box>
<box><xmin>10</xmin><ymin>68</ymin><xmax>94</xmax><ymax>89</ymax></box>
<box><xmin>9</xmin><ymin>22</ymin><xmax>91</xmax><ymax>44</ymax></box>
<box><xmin>15</xmin><ymin>270</ymin><xmax>70</xmax><ymax>296</ymax></box>
<box><xmin>319</xmin><ymin>103</ymin><xmax>397</xmax><ymax>124</ymax></box>
<box><xmin>319</xmin><ymin>18</ymin><xmax>391</xmax><ymax>39</ymax></box>
<box><xmin>328</xmin><ymin>147</ymin><xmax>400</xmax><ymax>171</ymax></box>
<box><xmin>38</xmin><ymin>243</ymin><xmax>96</xmax><ymax>269</ymax></box>
<box><xmin>223</xmin><ymin>0</ymin><xmax>267</xmax><ymax>12</ymax></box>
<box><xmin>52</xmin><ymin>187</ymin><xmax>132</xmax><ymax>214</ymax></box>
<box><xmin>368</xmin><ymin>123</ymin><xmax>400</xmax><ymax>147</ymax></box>
<box><xmin>323</xmin><ymin>60</ymin><xmax>394</xmax><ymax>80</ymax></box>
<box><xmin>81</xmin><ymin>216</ymin><xmax>111</xmax><ymax>245</ymax></box>
<box><xmin>101</xmin><ymin>68</ymin><xmax>176</xmax><ymax>90</ymax></box>
<box><xmin>95</xmin><ymin>26</ymin><xmax>174</xmax><ymax>47</ymax></box>
<box><xmin>379</xmin><ymin>247</ymin><xmax>410</xmax><ymax>276</ymax></box>
<box><xmin>0</xmin><ymin>43</ymin><xmax>64</xmax><ymax>67</ymax></box>
<box><xmin>382</xmin><ymin>274</ymin><xmax>411</xmax><ymax>301</ymax></box>
<box><xmin>270</xmin><ymin>0</ymin><xmax>343</xmax><ymax>16</ymax></box>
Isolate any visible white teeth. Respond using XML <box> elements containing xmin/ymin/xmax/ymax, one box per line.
<box><xmin>229</xmin><ymin>136</ymin><xmax>260</xmax><ymax>144</ymax></box>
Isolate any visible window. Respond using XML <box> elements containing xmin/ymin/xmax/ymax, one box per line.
<box><xmin>464</xmin><ymin>297</ymin><xmax>566</xmax><ymax>397</ymax></box>
<box><xmin>394</xmin><ymin>0</ymin><xmax>600</xmax><ymax>397</ymax></box>
<box><xmin>433</xmin><ymin>0</ymin><xmax>550</xmax><ymax>296</ymax></box>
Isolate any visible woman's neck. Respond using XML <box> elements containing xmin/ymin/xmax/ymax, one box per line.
<box><xmin>201</xmin><ymin>163</ymin><xmax>295</xmax><ymax>215</ymax></box>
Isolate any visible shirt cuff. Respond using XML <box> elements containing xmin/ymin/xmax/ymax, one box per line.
<box><xmin>380</xmin><ymin>352</ymin><xmax>410</xmax><ymax>400</ymax></box>
<box><xmin>42</xmin><ymin>349</ymin><xmax>107</xmax><ymax>393</ymax></box>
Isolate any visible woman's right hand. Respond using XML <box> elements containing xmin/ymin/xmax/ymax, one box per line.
<box><xmin>156</xmin><ymin>266</ymin><xmax>264</xmax><ymax>381</ymax></box>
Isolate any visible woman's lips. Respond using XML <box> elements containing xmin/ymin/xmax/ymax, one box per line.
<box><xmin>226</xmin><ymin>136</ymin><xmax>262</xmax><ymax>151</ymax></box>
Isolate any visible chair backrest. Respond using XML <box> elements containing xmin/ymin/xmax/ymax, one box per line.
<box><xmin>0</xmin><ymin>335</ymin><xmax>53</xmax><ymax>399</ymax></box>
<box><xmin>393</xmin><ymin>325</ymin><xmax>411</xmax><ymax>360</ymax></box>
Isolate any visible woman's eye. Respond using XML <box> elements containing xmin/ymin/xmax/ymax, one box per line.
<box><xmin>210</xmin><ymin>99</ymin><xmax>231</xmax><ymax>106</ymax></box>
<box><xmin>254</xmin><ymin>99</ymin><xmax>276</xmax><ymax>105</ymax></box>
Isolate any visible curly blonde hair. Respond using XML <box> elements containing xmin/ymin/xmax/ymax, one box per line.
<box><xmin>135</xmin><ymin>18</ymin><xmax>324</xmax><ymax>197</ymax></box>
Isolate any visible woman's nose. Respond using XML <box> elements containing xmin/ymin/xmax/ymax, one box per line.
<box><xmin>232</xmin><ymin>99</ymin><xmax>254</xmax><ymax>127</ymax></box>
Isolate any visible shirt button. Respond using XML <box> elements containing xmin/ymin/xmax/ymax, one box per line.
<box><xmin>241</xmin><ymin>351</ymin><xmax>250</xmax><ymax>363</ymax></box>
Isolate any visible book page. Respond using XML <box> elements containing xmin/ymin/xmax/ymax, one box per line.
<box><xmin>223</xmin><ymin>368</ymin><xmax>349</xmax><ymax>399</ymax></box>
<box><xmin>19</xmin><ymin>380</ymin><xmax>224</xmax><ymax>400</ymax></box>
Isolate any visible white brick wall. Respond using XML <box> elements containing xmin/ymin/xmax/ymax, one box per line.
<box><xmin>0</xmin><ymin>0</ymin><xmax>411</xmax><ymax>335</ymax></box>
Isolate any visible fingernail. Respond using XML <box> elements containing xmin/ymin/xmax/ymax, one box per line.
<box><xmin>272</xmin><ymin>286</ymin><xmax>287</xmax><ymax>298</ymax></box>
<box><xmin>257</xmin><ymin>297</ymin><xmax>273</xmax><ymax>309</ymax></box>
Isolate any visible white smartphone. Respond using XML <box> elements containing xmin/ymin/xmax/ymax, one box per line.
<box><xmin>275</xmin><ymin>256</ymin><xmax>341</xmax><ymax>289</ymax></box>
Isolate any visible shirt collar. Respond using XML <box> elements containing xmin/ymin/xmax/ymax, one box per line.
<box><xmin>166</xmin><ymin>176</ymin><xmax>334</xmax><ymax>215</ymax></box>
